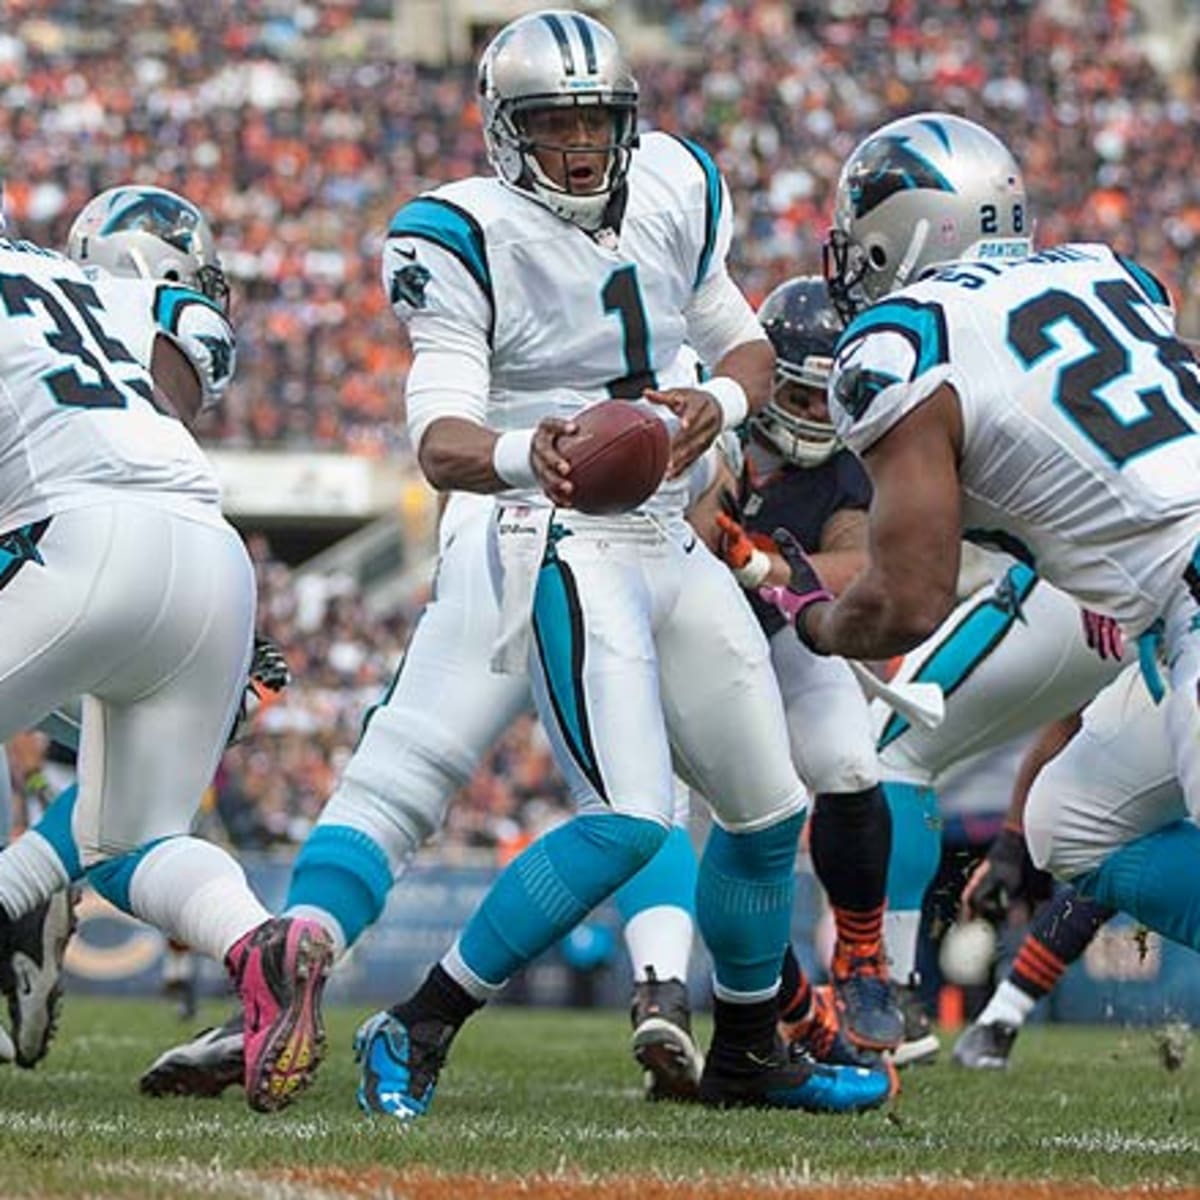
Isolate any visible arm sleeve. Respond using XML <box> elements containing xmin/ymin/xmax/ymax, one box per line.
<box><xmin>381</xmin><ymin>229</ymin><xmax>492</xmax><ymax>452</ymax></box>
<box><xmin>403</xmin><ymin>316</ymin><xmax>491</xmax><ymax>451</ymax></box>
<box><xmin>683</xmin><ymin>267</ymin><xmax>768</xmax><ymax>368</ymax></box>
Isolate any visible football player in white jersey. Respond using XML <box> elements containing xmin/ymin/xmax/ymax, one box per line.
<box><xmin>354</xmin><ymin>9</ymin><xmax>891</xmax><ymax>1121</ymax></box>
<box><xmin>870</xmin><ymin>557</ymin><xmax>1126</xmax><ymax>1063</ymax></box>
<box><xmin>0</xmin><ymin>185</ymin><xmax>285</xmax><ymax>1071</ymax></box>
<box><xmin>0</xmin><ymin>193</ymin><xmax>332</xmax><ymax>1112</ymax></box>
<box><xmin>768</xmin><ymin>111</ymin><xmax>1200</xmax><ymax>964</ymax></box>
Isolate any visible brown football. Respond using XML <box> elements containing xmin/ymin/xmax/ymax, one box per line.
<box><xmin>559</xmin><ymin>400</ymin><xmax>671</xmax><ymax>515</ymax></box>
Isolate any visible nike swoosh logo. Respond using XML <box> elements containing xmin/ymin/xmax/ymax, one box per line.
<box><xmin>683</xmin><ymin>535</ymin><xmax>697</xmax><ymax>554</ymax></box>
<box><xmin>395</xmin><ymin>245</ymin><xmax>417</xmax><ymax>261</ymax></box>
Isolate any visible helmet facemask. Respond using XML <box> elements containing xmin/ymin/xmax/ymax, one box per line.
<box><xmin>756</xmin><ymin>361</ymin><xmax>840</xmax><ymax>467</ymax></box>
<box><xmin>500</xmin><ymin>96</ymin><xmax>637</xmax><ymax>230</ymax></box>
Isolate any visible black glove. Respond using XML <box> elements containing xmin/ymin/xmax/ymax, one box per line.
<box><xmin>961</xmin><ymin>825</ymin><xmax>1027</xmax><ymax>923</ymax></box>
<box><xmin>249</xmin><ymin>633</ymin><xmax>290</xmax><ymax>693</ymax></box>
<box><xmin>227</xmin><ymin>634</ymin><xmax>289</xmax><ymax>745</ymax></box>
<box><xmin>759</xmin><ymin>527</ymin><xmax>834</xmax><ymax>651</ymax></box>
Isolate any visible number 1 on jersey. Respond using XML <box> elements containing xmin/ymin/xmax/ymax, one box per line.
<box><xmin>603</xmin><ymin>264</ymin><xmax>658</xmax><ymax>399</ymax></box>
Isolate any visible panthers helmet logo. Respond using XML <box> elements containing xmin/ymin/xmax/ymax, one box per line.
<box><xmin>846</xmin><ymin>132</ymin><xmax>956</xmax><ymax>220</ymax></box>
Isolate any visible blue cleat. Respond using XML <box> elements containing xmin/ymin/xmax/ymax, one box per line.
<box><xmin>699</xmin><ymin>1037</ymin><xmax>894</xmax><ymax>1113</ymax></box>
<box><xmin>354</xmin><ymin>1010</ymin><xmax>453</xmax><ymax>1121</ymax></box>
<box><xmin>831</xmin><ymin>941</ymin><xmax>905</xmax><ymax>1051</ymax></box>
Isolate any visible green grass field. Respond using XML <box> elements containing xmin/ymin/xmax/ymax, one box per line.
<box><xmin>0</xmin><ymin>998</ymin><xmax>1198</xmax><ymax>1198</ymax></box>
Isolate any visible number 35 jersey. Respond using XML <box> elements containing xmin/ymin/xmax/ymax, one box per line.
<box><xmin>0</xmin><ymin>239</ymin><xmax>224</xmax><ymax>533</ymax></box>
<box><xmin>829</xmin><ymin>244</ymin><xmax>1200</xmax><ymax>633</ymax></box>
<box><xmin>383</xmin><ymin>132</ymin><xmax>734</xmax><ymax>515</ymax></box>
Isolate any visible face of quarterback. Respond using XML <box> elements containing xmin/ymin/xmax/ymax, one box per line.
<box><xmin>521</xmin><ymin>105</ymin><xmax>616</xmax><ymax>195</ymax></box>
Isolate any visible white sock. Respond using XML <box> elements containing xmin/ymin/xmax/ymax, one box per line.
<box><xmin>884</xmin><ymin>908</ymin><xmax>922</xmax><ymax>983</ymax></box>
<box><xmin>442</xmin><ymin>939</ymin><xmax>506</xmax><ymax>1002</ymax></box>
<box><xmin>284</xmin><ymin>904</ymin><xmax>348</xmax><ymax>959</ymax></box>
<box><xmin>623</xmin><ymin>905</ymin><xmax>694</xmax><ymax>983</ymax></box>
<box><xmin>127</xmin><ymin>836</ymin><xmax>270</xmax><ymax>961</ymax></box>
<box><xmin>976</xmin><ymin>978</ymin><xmax>1038</xmax><ymax>1029</ymax></box>
<box><xmin>0</xmin><ymin>831</ymin><xmax>71</xmax><ymax>918</ymax></box>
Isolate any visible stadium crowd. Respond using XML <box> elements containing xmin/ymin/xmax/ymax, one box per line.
<box><xmin>4</xmin><ymin>0</ymin><xmax>1200</xmax><ymax>847</ymax></box>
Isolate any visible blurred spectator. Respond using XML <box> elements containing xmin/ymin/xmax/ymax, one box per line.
<box><xmin>3</xmin><ymin>1</ymin><xmax>1198</xmax><ymax>463</ymax></box>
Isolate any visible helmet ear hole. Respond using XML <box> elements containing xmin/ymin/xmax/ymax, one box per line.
<box><xmin>868</xmin><ymin>244</ymin><xmax>888</xmax><ymax>269</ymax></box>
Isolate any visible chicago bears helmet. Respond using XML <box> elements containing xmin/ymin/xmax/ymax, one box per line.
<box><xmin>66</xmin><ymin>186</ymin><xmax>229</xmax><ymax>311</ymax></box>
<box><xmin>478</xmin><ymin>9</ymin><xmax>638</xmax><ymax>231</ymax></box>
<box><xmin>753</xmin><ymin>276</ymin><xmax>843</xmax><ymax>467</ymax></box>
<box><xmin>824</xmin><ymin>112</ymin><xmax>1031</xmax><ymax>322</ymax></box>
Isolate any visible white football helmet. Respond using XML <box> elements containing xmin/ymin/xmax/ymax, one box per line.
<box><xmin>824</xmin><ymin>112</ymin><xmax>1031</xmax><ymax>321</ymax></box>
<box><xmin>478</xmin><ymin>9</ymin><xmax>638</xmax><ymax>231</ymax></box>
<box><xmin>66</xmin><ymin>185</ymin><xmax>229</xmax><ymax>311</ymax></box>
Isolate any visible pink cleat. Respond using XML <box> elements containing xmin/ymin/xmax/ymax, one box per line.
<box><xmin>226</xmin><ymin>917</ymin><xmax>333</xmax><ymax>1113</ymax></box>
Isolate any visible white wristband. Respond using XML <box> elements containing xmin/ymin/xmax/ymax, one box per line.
<box><xmin>492</xmin><ymin>429</ymin><xmax>538</xmax><ymax>489</ymax></box>
<box><xmin>704</xmin><ymin>376</ymin><xmax>750</xmax><ymax>430</ymax></box>
<box><xmin>733</xmin><ymin>547</ymin><xmax>772</xmax><ymax>589</ymax></box>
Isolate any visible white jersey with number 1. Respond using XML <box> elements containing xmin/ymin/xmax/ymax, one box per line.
<box><xmin>383</xmin><ymin>131</ymin><xmax>735</xmax><ymax>518</ymax></box>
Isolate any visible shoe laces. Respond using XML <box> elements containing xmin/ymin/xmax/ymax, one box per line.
<box><xmin>781</xmin><ymin>988</ymin><xmax>840</xmax><ymax>1061</ymax></box>
<box><xmin>630</xmin><ymin>966</ymin><xmax>690</xmax><ymax>1032</ymax></box>
<box><xmin>832</xmin><ymin>940</ymin><xmax>889</xmax><ymax>982</ymax></box>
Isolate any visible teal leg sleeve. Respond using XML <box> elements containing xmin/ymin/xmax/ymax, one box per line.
<box><xmin>31</xmin><ymin>782</ymin><xmax>81</xmax><ymax>879</ymax></box>
<box><xmin>884</xmin><ymin>781</ymin><xmax>942</xmax><ymax>910</ymax></box>
<box><xmin>1073</xmin><ymin>821</ymin><xmax>1200</xmax><ymax>952</ymax></box>
<box><xmin>457</xmin><ymin>813</ymin><xmax>667</xmax><ymax>987</ymax></box>
<box><xmin>696</xmin><ymin>813</ymin><xmax>805</xmax><ymax>996</ymax></box>
<box><xmin>86</xmin><ymin>836</ymin><xmax>171</xmax><ymax>913</ymax></box>
<box><xmin>614</xmin><ymin>824</ymin><xmax>697</xmax><ymax>922</ymax></box>
<box><xmin>285</xmin><ymin>824</ymin><xmax>393</xmax><ymax>949</ymax></box>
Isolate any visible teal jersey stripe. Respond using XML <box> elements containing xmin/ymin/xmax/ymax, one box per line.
<box><xmin>673</xmin><ymin>136</ymin><xmax>723</xmax><ymax>288</ymax></box>
<box><xmin>388</xmin><ymin>196</ymin><xmax>492</xmax><ymax>302</ymax></box>
<box><xmin>152</xmin><ymin>285</ymin><xmax>226</xmax><ymax>334</ymax></box>
<box><xmin>877</xmin><ymin>563</ymin><xmax>1039</xmax><ymax>752</ymax></box>
<box><xmin>839</xmin><ymin>297</ymin><xmax>949</xmax><ymax>378</ymax></box>
<box><xmin>532</xmin><ymin>558</ymin><xmax>605</xmax><ymax>799</ymax></box>
<box><xmin>1116</xmin><ymin>254</ymin><xmax>1171</xmax><ymax>308</ymax></box>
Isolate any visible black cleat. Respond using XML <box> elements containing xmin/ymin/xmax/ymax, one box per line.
<box><xmin>140</xmin><ymin>1010</ymin><xmax>245</xmax><ymax>1097</ymax></box>
<box><xmin>952</xmin><ymin>1020</ymin><xmax>1018</xmax><ymax>1070</ymax></box>
<box><xmin>699</xmin><ymin>1037</ymin><xmax>893</xmax><ymax>1113</ymax></box>
<box><xmin>0</xmin><ymin>888</ymin><xmax>76</xmax><ymax>1068</ymax></box>
<box><xmin>630</xmin><ymin>969</ymin><xmax>704</xmax><ymax>1101</ymax></box>
<box><xmin>889</xmin><ymin>977</ymin><xmax>940</xmax><ymax>1068</ymax></box>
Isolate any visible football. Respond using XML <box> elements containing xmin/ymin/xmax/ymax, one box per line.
<box><xmin>559</xmin><ymin>400</ymin><xmax>671</xmax><ymax>515</ymax></box>
<box><xmin>939</xmin><ymin>918</ymin><xmax>998</xmax><ymax>986</ymax></box>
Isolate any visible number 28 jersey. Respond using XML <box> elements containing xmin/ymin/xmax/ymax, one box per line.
<box><xmin>829</xmin><ymin>244</ymin><xmax>1200</xmax><ymax>633</ymax></box>
<box><xmin>383</xmin><ymin>132</ymin><xmax>735</xmax><ymax>515</ymax></box>
<box><xmin>0</xmin><ymin>239</ymin><xmax>225</xmax><ymax>533</ymax></box>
